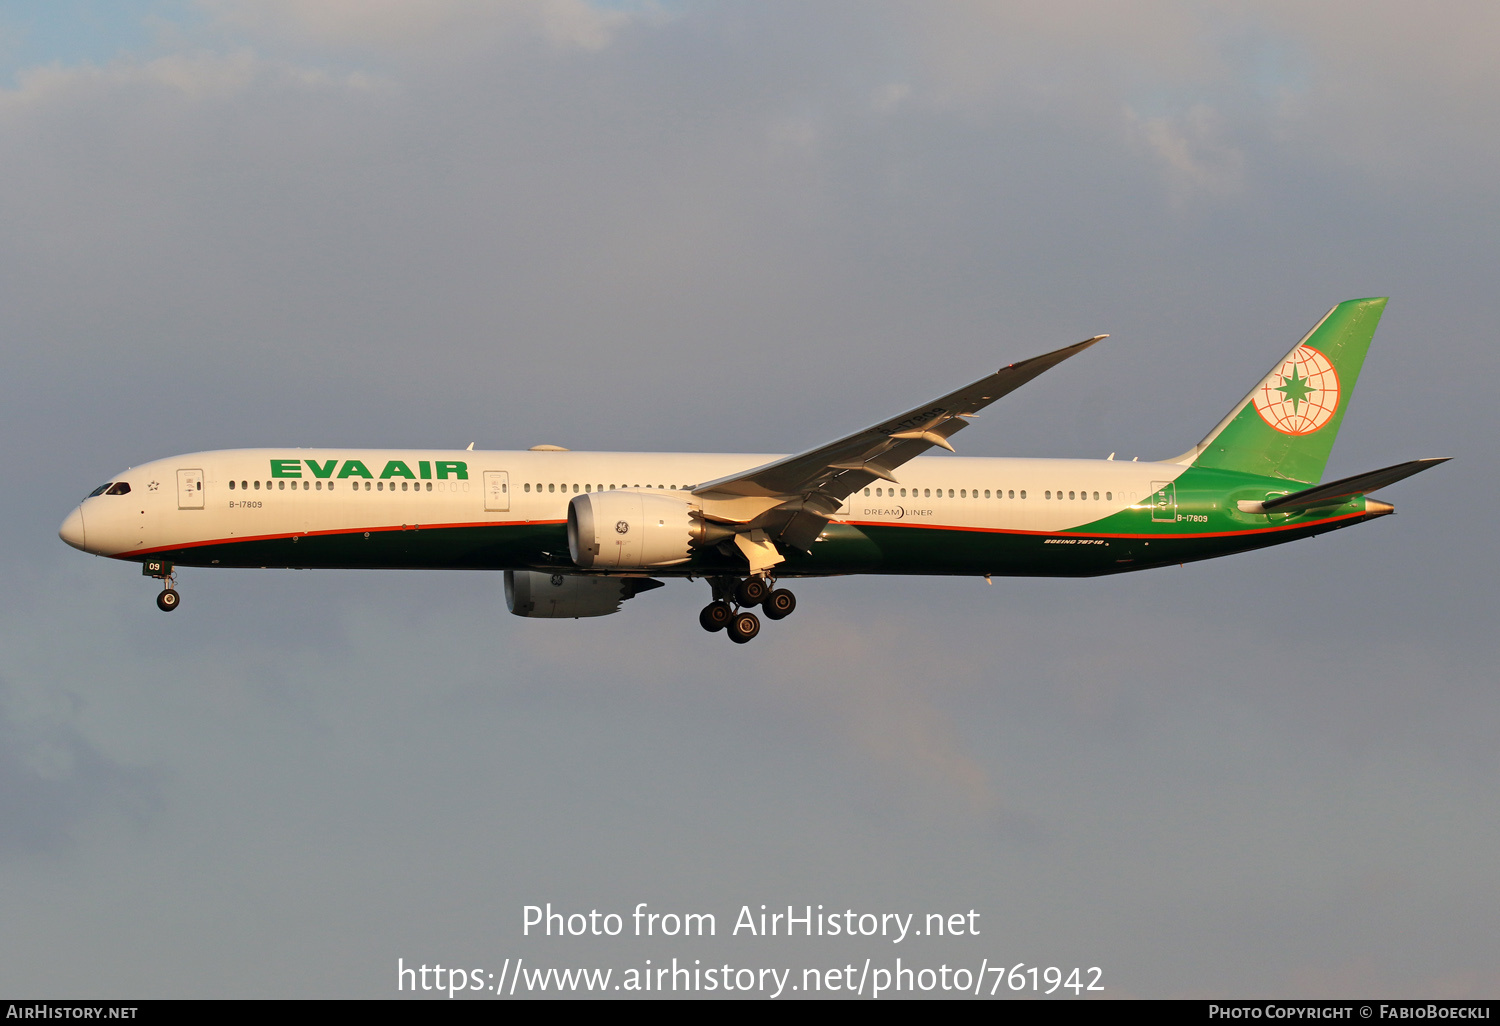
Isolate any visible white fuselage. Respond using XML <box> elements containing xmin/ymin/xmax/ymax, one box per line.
<box><xmin>62</xmin><ymin>447</ymin><xmax>1187</xmax><ymax>562</ymax></box>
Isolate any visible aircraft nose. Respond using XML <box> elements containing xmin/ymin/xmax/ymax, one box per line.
<box><xmin>59</xmin><ymin>506</ymin><xmax>87</xmax><ymax>551</ymax></box>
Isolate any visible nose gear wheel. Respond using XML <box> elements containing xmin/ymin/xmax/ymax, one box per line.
<box><xmin>145</xmin><ymin>561</ymin><xmax>181</xmax><ymax>612</ymax></box>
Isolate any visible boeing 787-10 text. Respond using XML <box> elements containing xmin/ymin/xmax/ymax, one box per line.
<box><xmin>60</xmin><ymin>298</ymin><xmax>1445</xmax><ymax>644</ymax></box>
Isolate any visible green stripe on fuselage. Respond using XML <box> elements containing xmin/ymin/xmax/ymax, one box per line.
<box><xmin>144</xmin><ymin>465</ymin><xmax>1379</xmax><ymax>578</ymax></box>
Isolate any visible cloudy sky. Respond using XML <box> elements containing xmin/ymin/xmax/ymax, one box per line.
<box><xmin>3</xmin><ymin>0</ymin><xmax>1497</xmax><ymax>999</ymax></box>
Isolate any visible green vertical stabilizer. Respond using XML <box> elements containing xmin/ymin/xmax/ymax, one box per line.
<box><xmin>1175</xmin><ymin>298</ymin><xmax>1386</xmax><ymax>484</ymax></box>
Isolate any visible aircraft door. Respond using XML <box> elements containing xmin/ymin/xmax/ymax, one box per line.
<box><xmin>483</xmin><ymin>471</ymin><xmax>510</xmax><ymax>512</ymax></box>
<box><xmin>1149</xmin><ymin>480</ymin><xmax>1176</xmax><ymax>523</ymax></box>
<box><xmin>177</xmin><ymin>469</ymin><xmax>204</xmax><ymax>509</ymax></box>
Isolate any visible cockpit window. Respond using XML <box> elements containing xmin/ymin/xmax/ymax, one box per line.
<box><xmin>105</xmin><ymin>482</ymin><xmax>131</xmax><ymax>495</ymax></box>
<box><xmin>87</xmin><ymin>483</ymin><xmax>112</xmax><ymax>498</ymax></box>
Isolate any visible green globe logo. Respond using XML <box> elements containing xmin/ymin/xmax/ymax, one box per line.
<box><xmin>1252</xmin><ymin>344</ymin><xmax>1340</xmax><ymax>435</ymax></box>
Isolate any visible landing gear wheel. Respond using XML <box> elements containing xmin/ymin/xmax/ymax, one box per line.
<box><xmin>699</xmin><ymin>601</ymin><xmax>732</xmax><ymax>632</ymax></box>
<box><xmin>727</xmin><ymin>611</ymin><xmax>760</xmax><ymax>644</ymax></box>
<box><xmin>735</xmin><ymin>577</ymin><xmax>769</xmax><ymax>607</ymax></box>
<box><xmin>156</xmin><ymin>588</ymin><xmax>180</xmax><ymax>612</ymax></box>
<box><xmin>761</xmin><ymin>588</ymin><xmax>796</xmax><ymax>620</ymax></box>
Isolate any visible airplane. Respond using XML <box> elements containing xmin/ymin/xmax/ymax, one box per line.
<box><xmin>59</xmin><ymin>297</ymin><xmax>1445</xmax><ymax>643</ymax></box>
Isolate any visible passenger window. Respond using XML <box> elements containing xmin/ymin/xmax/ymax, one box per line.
<box><xmin>1020</xmin><ymin>490</ymin><xmax>1026</xmax><ymax>499</ymax></box>
<box><xmin>864</xmin><ymin>488</ymin><xmax>871</xmax><ymax>497</ymax></box>
<box><xmin>923</xmin><ymin>489</ymin><xmax>930</xmax><ymax>498</ymax></box>
<box><xmin>315</xmin><ymin>481</ymin><xmax>322</xmax><ymax>490</ymax></box>
<box><xmin>1045</xmin><ymin>491</ymin><xmax>1051</xmax><ymax>499</ymax></box>
<box><xmin>1068</xmin><ymin>491</ymin><xmax>1074</xmax><ymax>500</ymax></box>
<box><xmin>548</xmin><ymin>483</ymin><xmax>555</xmax><ymax>493</ymax></box>
<box><xmin>876</xmin><ymin>487</ymin><xmax>883</xmax><ymax>497</ymax></box>
<box><xmin>365</xmin><ymin>481</ymin><xmax>371</xmax><ymax>491</ymax></box>
<box><xmin>254</xmin><ymin>481</ymin><xmax>261</xmax><ymax>490</ymax></box>
<box><xmin>984</xmin><ymin>490</ymin><xmax>990</xmax><ymax>498</ymax></box>
<box><xmin>1106</xmin><ymin>492</ymin><xmax>1112</xmax><ymax>500</ymax></box>
<box><xmin>228</xmin><ymin>480</ymin><xmax>236</xmax><ymax>491</ymax></box>
<box><xmin>427</xmin><ymin>482</ymin><xmax>433</xmax><ymax>491</ymax></box>
<box><xmin>900</xmin><ymin>488</ymin><xmax>907</xmax><ymax>497</ymax></box>
<box><xmin>1093</xmin><ymin>491</ymin><xmax>1099</xmax><ymax>500</ymax></box>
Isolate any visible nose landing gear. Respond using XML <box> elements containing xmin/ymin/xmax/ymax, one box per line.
<box><xmin>699</xmin><ymin>576</ymin><xmax>794</xmax><ymax>643</ymax></box>
<box><xmin>144</xmin><ymin>559</ymin><xmax>180</xmax><ymax>612</ymax></box>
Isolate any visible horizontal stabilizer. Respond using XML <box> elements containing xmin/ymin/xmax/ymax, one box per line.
<box><xmin>1239</xmin><ymin>458</ymin><xmax>1450</xmax><ymax>514</ymax></box>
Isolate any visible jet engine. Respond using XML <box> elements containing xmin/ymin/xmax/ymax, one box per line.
<box><xmin>505</xmin><ymin>570</ymin><xmax>663</xmax><ymax>618</ymax></box>
<box><xmin>567</xmin><ymin>491</ymin><xmax>734</xmax><ymax>570</ymax></box>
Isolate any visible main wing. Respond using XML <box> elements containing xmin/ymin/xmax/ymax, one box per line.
<box><xmin>692</xmin><ymin>334</ymin><xmax>1106</xmax><ymax>558</ymax></box>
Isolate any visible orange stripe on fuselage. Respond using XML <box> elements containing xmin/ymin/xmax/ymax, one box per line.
<box><xmin>112</xmin><ymin>511</ymin><xmax>1364</xmax><ymax>562</ymax></box>
<box><xmin>108</xmin><ymin>519</ymin><xmax>569</xmax><ymax>560</ymax></box>
<box><xmin>839</xmin><ymin>511</ymin><xmax>1365</xmax><ymax>540</ymax></box>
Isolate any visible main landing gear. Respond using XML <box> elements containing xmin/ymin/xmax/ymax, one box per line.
<box><xmin>698</xmin><ymin>576</ymin><xmax>796</xmax><ymax>644</ymax></box>
<box><xmin>144</xmin><ymin>559</ymin><xmax>180</xmax><ymax>612</ymax></box>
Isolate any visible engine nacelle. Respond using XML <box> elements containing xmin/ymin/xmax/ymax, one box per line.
<box><xmin>568</xmin><ymin>491</ymin><xmax>732</xmax><ymax>569</ymax></box>
<box><xmin>505</xmin><ymin>570</ymin><xmax>661</xmax><ymax>618</ymax></box>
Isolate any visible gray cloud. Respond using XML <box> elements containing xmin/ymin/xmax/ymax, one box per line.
<box><xmin>0</xmin><ymin>677</ymin><xmax>161</xmax><ymax>857</ymax></box>
<box><xmin>2</xmin><ymin>0</ymin><xmax>1495</xmax><ymax>998</ymax></box>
